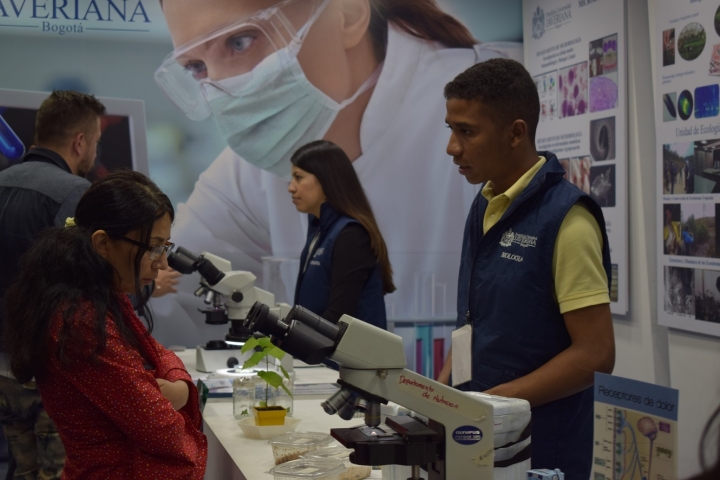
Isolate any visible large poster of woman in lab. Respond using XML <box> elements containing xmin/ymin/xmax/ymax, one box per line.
<box><xmin>150</xmin><ymin>0</ymin><xmax>522</xmax><ymax>346</ymax></box>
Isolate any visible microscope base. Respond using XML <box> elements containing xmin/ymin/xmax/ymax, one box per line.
<box><xmin>195</xmin><ymin>345</ymin><xmax>246</xmax><ymax>373</ymax></box>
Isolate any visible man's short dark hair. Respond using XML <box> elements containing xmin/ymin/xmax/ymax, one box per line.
<box><xmin>34</xmin><ymin>90</ymin><xmax>106</xmax><ymax>147</ymax></box>
<box><xmin>444</xmin><ymin>58</ymin><xmax>540</xmax><ymax>142</ymax></box>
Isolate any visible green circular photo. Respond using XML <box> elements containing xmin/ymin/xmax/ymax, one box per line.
<box><xmin>678</xmin><ymin>22</ymin><xmax>706</xmax><ymax>61</ymax></box>
<box><xmin>715</xmin><ymin>5</ymin><xmax>720</xmax><ymax>36</ymax></box>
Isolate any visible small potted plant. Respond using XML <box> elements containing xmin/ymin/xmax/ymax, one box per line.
<box><xmin>241</xmin><ymin>336</ymin><xmax>293</xmax><ymax>426</ymax></box>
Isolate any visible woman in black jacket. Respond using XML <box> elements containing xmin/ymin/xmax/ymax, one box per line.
<box><xmin>288</xmin><ymin>140</ymin><xmax>395</xmax><ymax>328</ymax></box>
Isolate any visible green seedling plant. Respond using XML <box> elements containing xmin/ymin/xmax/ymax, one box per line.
<box><xmin>241</xmin><ymin>336</ymin><xmax>292</xmax><ymax>409</ymax></box>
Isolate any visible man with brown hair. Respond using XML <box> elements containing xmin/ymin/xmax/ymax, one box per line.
<box><xmin>0</xmin><ymin>90</ymin><xmax>105</xmax><ymax>479</ymax></box>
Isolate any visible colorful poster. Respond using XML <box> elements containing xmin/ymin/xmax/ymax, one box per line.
<box><xmin>655</xmin><ymin>1</ymin><xmax>720</xmax><ymax>337</ymax></box>
<box><xmin>593</xmin><ymin>373</ymin><xmax>679</xmax><ymax>480</ymax></box>
<box><xmin>523</xmin><ymin>0</ymin><xmax>628</xmax><ymax>314</ymax></box>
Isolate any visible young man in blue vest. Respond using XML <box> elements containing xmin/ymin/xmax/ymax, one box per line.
<box><xmin>437</xmin><ymin>58</ymin><xmax>615</xmax><ymax>479</ymax></box>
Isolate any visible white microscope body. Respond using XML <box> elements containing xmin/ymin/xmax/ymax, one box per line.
<box><xmin>168</xmin><ymin>248</ymin><xmax>290</xmax><ymax>372</ymax></box>
<box><xmin>244</xmin><ymin>302</ymin><xmax>502</xmax><ymax>480</ymax></box>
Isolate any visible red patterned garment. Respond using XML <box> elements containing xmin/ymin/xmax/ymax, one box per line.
<box><xmin>37</xmin><ymin>296</ymin><xmax>207</xmax><ymax>479</ymax></box>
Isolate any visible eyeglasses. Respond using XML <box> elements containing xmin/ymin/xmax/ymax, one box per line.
<box><xmin>117</xmin><ymin>236</ymin><xmax>174</xmax><ymax>261</ymax></box>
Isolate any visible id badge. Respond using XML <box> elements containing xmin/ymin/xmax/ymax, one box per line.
<box><xmin>451</xmin><ymin>324</ymin><xmax>472</xmax><ymax>387</ymax></box>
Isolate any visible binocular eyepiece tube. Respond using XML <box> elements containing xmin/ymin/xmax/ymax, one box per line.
<box><xmin>243</xmin><ymin>302</ymin><xmax>343</xmax><ymax>365</ymax></box>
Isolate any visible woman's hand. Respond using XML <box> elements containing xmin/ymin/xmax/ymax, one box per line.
<box><xmin>152</xmin><ymin>268</ymin><xmax>182</xmax><ymax>298</ymax></box>
<box><xmin>156</xmin><ymin>378</ymin><xmax>189</xmax><ymax>411</ymax></box>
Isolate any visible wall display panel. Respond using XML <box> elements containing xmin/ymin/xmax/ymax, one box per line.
<box><xmin>0</xmin><ymin>88</ymin><xmax>148</xmax><ymax>178</ymax></box>
<box><xmin>655</xmin><ymin>1</ymin><xmax>720</xmax><ymax>337</ymax></box>
<box><xmin>523</xmin><ymin>0</ymin><xmax>628</xmax><ymax>313</ymax></box>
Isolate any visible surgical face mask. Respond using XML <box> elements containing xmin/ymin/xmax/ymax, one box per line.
<box><xmin>155</xmin><ymin>0</ymin><xmax>380</xmax><ymax>177</ymax></box>
<box><xmin>205</xmin><ymin>52</ymin><xmax>380</xmax><ymax>177</ymax></box>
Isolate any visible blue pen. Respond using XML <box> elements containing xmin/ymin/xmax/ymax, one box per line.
<box><xmin>0</xmin><ymin>113</ymin><xmax>25</xmax><ymax>160</ymax></box>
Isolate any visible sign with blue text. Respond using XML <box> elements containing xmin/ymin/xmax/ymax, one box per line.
<box><xmin>593</xmin><ymin>373</ymin><xmax>679</xmax><ymax>480</ymax></box>
<box><xmin>0</xmin><ymin>0</ymin><xmax>168</xmax><ymax>40</ymax></box>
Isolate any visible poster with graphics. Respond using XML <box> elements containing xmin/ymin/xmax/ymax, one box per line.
<box><xmin>0</xmin><ymin>2</ymin><xmax>525</xmax><ymax>363</ymax></box>
<box><xmin>523</xmin><ymin>0</ymin><xmax>628</xmax><ymax>314</ymax></box>
<box><xmin>593</xmin><ymin>373</ymin><xmax>679</xmax><ymax>480</ymax></box>
<box><xmin>655</xmin><ymin>0</ymin><xmax>720</xmax><ymax>337</ymax></box>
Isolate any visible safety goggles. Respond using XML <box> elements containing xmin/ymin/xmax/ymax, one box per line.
<box><xmin>154</xmin><ymin>0</ymin><xmax>329</xmax><ymax>121</ymax></box>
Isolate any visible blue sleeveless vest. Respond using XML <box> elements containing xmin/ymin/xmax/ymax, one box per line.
<box><xmin>294</xmin><ymin>203</ymin><xmax>387</xmax><ymax>329</ymax></box>
<box><xmin>456</xmin><ymin>152</ymin><xmax>611</xmax><ymax>478</ymax></box>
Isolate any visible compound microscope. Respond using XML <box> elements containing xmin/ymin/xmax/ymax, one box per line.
<box><xmin>167</xmin><ymin>247</ymin><xmax>291</xmax><ymax>373</ymax></box>
<box><xmin>243</xmin><ymin>301</ymin><xmax>506</xmax><ymax>480</ymax></box>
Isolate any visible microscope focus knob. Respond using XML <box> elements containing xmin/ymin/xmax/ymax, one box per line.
<box><xmin>231</xmin><ymin>291</ymin><xmax>244</xmax><ymax>303</ymax></box>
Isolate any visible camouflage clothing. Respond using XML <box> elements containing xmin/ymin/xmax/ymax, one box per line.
<box><xmin>0</xmin><ymin>375</ymin><xmax>65</xmax><ymax>480</ymax></box>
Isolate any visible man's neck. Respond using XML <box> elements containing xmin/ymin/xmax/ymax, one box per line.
<box><xmin>491</xmin><ymin>151</ymin><xmax>540</xmax><ymax>195</ymax></box>
<box><xmin>38</xmin><ymin>145</ymin><xmax>79</xmax><ymax>176</ymax></box>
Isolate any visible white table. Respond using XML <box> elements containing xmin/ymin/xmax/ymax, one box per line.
<box><xmin>176</xmin><ymin>350</ymin><xmax>383</xmax><ymax>480</ymax></box>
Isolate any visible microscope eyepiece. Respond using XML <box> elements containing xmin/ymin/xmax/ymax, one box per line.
<box><xmin>286</xmin><ymin>305</ymin><xmax>342</xmax><ymax>342</ymax></box>
<box><xmin>167</xmin><ymin>246</ymin><xmax>225</xmax><ymax>285</ymax></box>
<box><xmin>245</xmin><ymin>302</ymin><xmax>289</xmax><ymax>338</ymax></box>
<box><xmin>245</xmin><ymin>302</ymin><xmax>342</xmax><ymax>365</ymax></box>
<box><xmin>167</xmin><ymin>246</ymin><xmax>197</xmax><ymax>274</ymax></box>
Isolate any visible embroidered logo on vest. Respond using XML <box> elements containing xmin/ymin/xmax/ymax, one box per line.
<box><xmin>499</xmin><ymin>228</ymin><xmax>538</xmax><ymax>248</ymax></box>
<box><xmin>499</xmin><ymin>229</ymin><xmax>515</xmax><ymax>247</ymax></box>
<box><xmin>312</xmin><ymin>247</ymin><xmax>325</xmax><ymax>258</ymax></box>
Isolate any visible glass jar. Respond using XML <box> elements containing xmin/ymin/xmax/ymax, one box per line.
<box><xmin>233</xmin><ymin>374</ymin><xmax>258</xmax><ymax>420</ymax></box>
<box><xmin>268</xmin><ymin>377</ymin><xmax>294</xmax><ymax>417</ymax></box>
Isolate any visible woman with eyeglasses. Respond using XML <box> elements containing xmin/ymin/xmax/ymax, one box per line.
<box><xmin>3</xmin><ymin>170</ymin><xmax>207</xmax><ymax>479</ymax></box>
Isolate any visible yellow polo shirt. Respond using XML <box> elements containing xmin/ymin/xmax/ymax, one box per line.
<box><xmin>482</xmin><ymin>157</ymin><xmax>610</xmax><ymax>314</ymax></box>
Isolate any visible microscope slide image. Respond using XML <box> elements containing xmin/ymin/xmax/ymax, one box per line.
<box><xmin>663</xmin><ymin>28</ymin><xmax>675</xmax><ymax>67</ymax></box>
<box><xmin>589</xmin><ymin>116</ymin><xmax>616</xmax><ymax>161</ymax></box>
<box><xmin>694</xmin><ymin>268</ymin><xmax>720</xmax><ymax>323</ymax></box>
<box><xmin>559</xmin><ymin>62</ymin><xmax>588</xmax><ymax>118</ymax></box>
<box><xmin>678</xmin><ymin>90</ymin><xmax>694</xmax><ymax>121</ymax></box>
<box><xmin>589</xmin><ymin>164</ymin><xmax>616</xmax><ymax>208</ymax></box>
<box><xmin>664</xmin><ymin>266</ymin><xmax>695</xmax><ymax>317</ymax></box>
<box><xmin>663</xmin><ymin>93</ymin><xmax>677</xmax><ymax>122</ymax></box>
<box><xmin>678</xmin><ymin>22</ymin><xmax>706</xmax><ymax>62</ymax></box>
<box><xmin>589</xmin><ymin>33</ymin><xmax>619</xmax><ymax>113</ymax></box>
<box><xmin>694</xmin><ymin>84</ymin><xmax>719</xmax><ymax>119</ymax></box>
